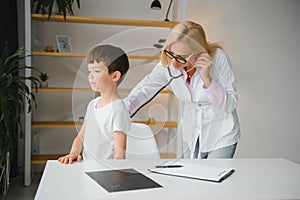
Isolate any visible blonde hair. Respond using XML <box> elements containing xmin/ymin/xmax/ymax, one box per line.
<box><xmin>161</xmin><ymin>21</ymin><xmax>222</xmax><ymax>66</ymax></box>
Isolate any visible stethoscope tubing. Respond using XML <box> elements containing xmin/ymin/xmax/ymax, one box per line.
<box><xmin>130</xmin><ymin>66</ymin><xmax>183</xmax><ymax>118</ymax></box>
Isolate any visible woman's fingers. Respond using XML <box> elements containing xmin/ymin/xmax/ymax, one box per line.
<box><xmin>194</xmin><ymin>53</ymin><xmax>213</xmax><ymax>68</ymax></box>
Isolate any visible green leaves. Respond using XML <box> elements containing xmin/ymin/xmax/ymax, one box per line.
<box><xmin>39</xmin><ymin>72</ymin><xmax>49</xmax><ymax>81</ymax></box>
<box><xmin>0</xmin><ymin>73</ymin><xmax>13</xmax><ymax>88</ymax></box>
<box><xmin>0</xmin><ymin>42</ymin><xmax>40</xmax><ymax>170</ymax></box>
<box><xmin>32</xmin><ymin>0</ymin><xmax>80</xmax><ymax>21</ymax></box>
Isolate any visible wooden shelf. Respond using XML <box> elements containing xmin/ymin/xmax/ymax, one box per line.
<box><xmin>31</xmin><ymin>154</ymin><xmax>64</xmax><ymax>164</ymax></box>
<box><xmin>32</xmin><ymin>120</ymin><xmax>177</xmax><ymax>129</ymax></box>
<box><xmin>31</xmin><ymin>153</ymin><xmax>176</xmax><ymax>164</ymax></box>
<box><xmin>160</xmin><ymin>152</ymin><xmax>176</xmax><ymax>159</ymax></box>
<box><xmin>32</xmin><ymin>14</ymin><xmax>179</xmax><ymax>28</ymax></box>
<box><xmin>28</xmin><ymin>13</ymin><xmax>179</xmax><ymax>173</ymax></box>
<box><xmin>28</xmin><ymin>87</ymin><xmax>88</xmax><ymax>93</ymax></box>
<box><xmin>31</xmin><ymin>51</ymin><xmax>160</xmax><ymax>60</ymax></box>
<box><xmin>31</xmin><ymin>51</ymin><xmax>86</xmax><ymax>57</ymax></box>
<box><xmin>32</xmin><ymin>87</ymin><xmax>173</xmax><ymax>94</ymax></box>
<box><xmin>33</xmin><ymin>87</ymin><xmax>93</xmax><ymax>93</ymax></box>
<box><xmin>137</xmin><ymin>121</ymin><xmax>177</xmax><ymax>128</ymax></box>
<box><xmin>32</xmin><ymin>121</ymin><xmax>80</xmax><ymax>129</ymax></box>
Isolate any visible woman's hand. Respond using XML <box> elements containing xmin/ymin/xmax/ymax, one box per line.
<box><xmin>193</xmin><ymin>53</ymin><xmax>213</xmax><ymax>88</ymax></box>
<box><xmin>58</xmin><ymin>153</ymin><xmax>82</xmax><ymax>164</ymax></box>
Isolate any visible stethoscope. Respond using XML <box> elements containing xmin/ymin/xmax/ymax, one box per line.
<box><xmin>130</xmin><ymin>64</ymin><xmax>185</xmax><ymax>118</ymax></box>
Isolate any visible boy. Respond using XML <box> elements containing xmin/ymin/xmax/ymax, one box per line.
<box><xmin>58</xmin><ymin>45</ymin><xmax>130</xmax><ymax>164</ymax></box>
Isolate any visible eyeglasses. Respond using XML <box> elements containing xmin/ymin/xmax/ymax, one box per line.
<box><xmin>163</xmin><ymin>49</ymin><xmax>189</xmax><ymax>64</ymax></box>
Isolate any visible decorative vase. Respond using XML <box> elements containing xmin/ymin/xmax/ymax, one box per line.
<box><xmin>146</xmin><ymin>117</ymin><xmax>155</xmax><ymax>125</ymax></box>
<box><xmin>40</xmin><ymin>81</ymin><xmax>48</xmax><ymax>88</ymax></box>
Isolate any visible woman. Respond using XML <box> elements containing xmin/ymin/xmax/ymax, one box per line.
<box><xmin>125</xmin><ymin>21</ymin><xmax>240</xmax><ymax>159</ymax></box>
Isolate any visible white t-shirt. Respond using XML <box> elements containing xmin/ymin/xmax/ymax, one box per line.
<box><xmin>81</xmin><ymin>97</ymin><xmax>131</xmax><ymax>160</ymax></box>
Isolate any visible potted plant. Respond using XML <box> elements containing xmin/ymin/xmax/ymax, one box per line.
<box><xmin>32</xmin><ymin>0</ymin><xmax>80</xmax><ymax>21</ymax></box>
<box><xmin>0</xmin><ymin>43</ymin><xmax>39</xmax><ymax>195</ymax></box>
<box><xmin>39</xmin><ymin>72</ymin><xmax>49</xmax><ymax>88</ymax></box>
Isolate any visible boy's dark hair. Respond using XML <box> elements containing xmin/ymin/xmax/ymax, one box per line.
<box><xmin>87</xmin><ymin>45</ymin><xmax>129</xmax><ymax>78</ymax></box>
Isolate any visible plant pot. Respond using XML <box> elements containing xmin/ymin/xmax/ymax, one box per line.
<box><xmin>40</xmin><ymin>81</ymin><xmax>48</xmax><ymax>88</ymax></box>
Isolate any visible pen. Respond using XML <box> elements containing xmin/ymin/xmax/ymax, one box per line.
<box><xmin>155</xmin><ymin>165</ymin><xmax>183</xmax><ymax>168</ymax></box>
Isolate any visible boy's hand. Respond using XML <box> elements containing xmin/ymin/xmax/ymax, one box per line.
<box><xmin>58</xmin><ymin>153</ymin><xmax>82</xmax><ymax>164</ymax></box>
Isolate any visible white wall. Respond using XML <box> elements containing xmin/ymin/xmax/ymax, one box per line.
<box><xmin>29</xmin><ymin>0</ymin><xmax>300</xmax><ymax>164</ymax></box>
<box><xmin>186</xmin><ymin>0</ymin><xmax>300</xmax><ymax>163</ymax></box>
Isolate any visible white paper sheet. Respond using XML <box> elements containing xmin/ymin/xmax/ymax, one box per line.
<box><xmin>149</xmin><ymin>161</ymin><xmax>235</xmax><ymax>183</ymax></box>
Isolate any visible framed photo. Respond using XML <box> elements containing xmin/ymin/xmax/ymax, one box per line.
<box><xmin>56</xmin><ymin>35</ymin><xmax>72</xmax><ymax>53</ymax></box>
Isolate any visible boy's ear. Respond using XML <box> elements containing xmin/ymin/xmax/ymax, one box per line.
<box><xmin>112</xmin><ymin>71</ymin><xmax>121</xmax><ymax>82</ymax></box>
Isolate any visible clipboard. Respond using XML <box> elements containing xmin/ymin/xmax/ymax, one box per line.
<box><xmin>86</xmin><ymin>168</ymin><xmax>162</xmax><ymax>192</ymax></box>
<box><xmin>148</xmin><ymin>161</ymin><xmax>235</xmax><ymax>183</ymax></box>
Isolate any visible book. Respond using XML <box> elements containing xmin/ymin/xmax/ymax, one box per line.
<box><xmin>86</xmin><ymin>168</ymin><xmax>162</xmax><ymax>192</ymax></box>
<box><xmin>149</xmin><ymin>161</ymin><xmax>235</xmax><ymax>183</ymax></box>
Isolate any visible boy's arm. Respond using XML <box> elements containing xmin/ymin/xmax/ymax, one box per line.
<box><xmin>58</xmin><ymin>121</ymin><xmax>86</xmax><ymax>164</ymax></box>
<box><xmin>114</xmin><ymin>131</ymin><xmax>127</xmax><ymax>159</ymax></box>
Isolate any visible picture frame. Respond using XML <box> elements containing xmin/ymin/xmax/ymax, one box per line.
<box><xmin>56</xmin><ymin>35</ymin><xmax>72</xmax><ymax>53</ymax></box>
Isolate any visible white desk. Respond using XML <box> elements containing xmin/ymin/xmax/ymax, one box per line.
<box><xmin>35</xmin><ymin>159</ymin><xmax>300</xmax><ymax>200</ymax></box>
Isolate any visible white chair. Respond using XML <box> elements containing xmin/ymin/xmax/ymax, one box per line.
<box><xmin>126</xmin><ymin>123</ymin><xmax>160</xmax><ymax>159</ymax></box>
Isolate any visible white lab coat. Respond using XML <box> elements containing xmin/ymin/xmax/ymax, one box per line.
<box><xmin>124</xmin><ymin>48</ymin><xmax>240</xmax><ymax>158</ymax></box>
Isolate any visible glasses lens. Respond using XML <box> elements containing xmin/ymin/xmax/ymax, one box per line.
<box><xmin>164</xmin><ymin>50</ymin><xmax>186</xmax><ymax>64</ymax></box>
<box><xmin>164</xmin><ymin>50</ymin><xmax>173</xmax><ymax>59</ymax></box>
<box><xmin>176</xmin><ymin>56</ymin><xmax>187</xmax><ymax>64</ymax></box>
